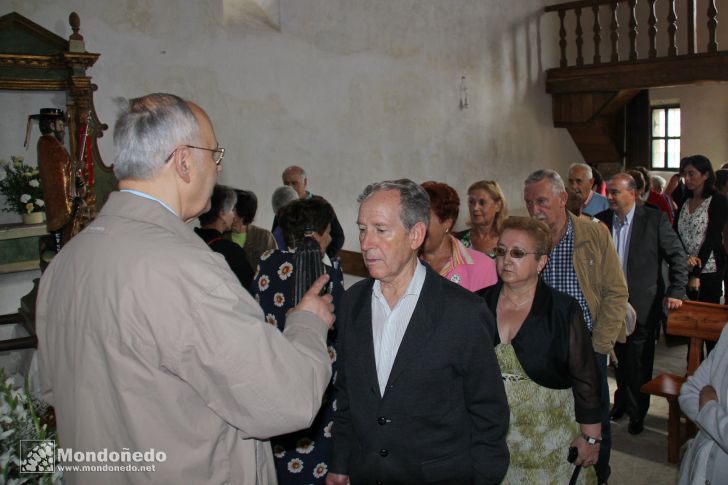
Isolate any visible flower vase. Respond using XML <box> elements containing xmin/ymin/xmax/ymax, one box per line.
<box><xmin>22</xmin><ymin>212</ymin><xmax>45</xmax><ymax>225</ymax></box>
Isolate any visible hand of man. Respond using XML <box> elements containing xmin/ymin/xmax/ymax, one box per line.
<box><xmin>664</xmin><ymin>297</ymin><xmax>683</xmax><ymax>311</ymax></box>
<box><xmin>291</xmin><ymin>274</ymin><xmax>335</xmax><ymax>328</ymax></box>
<box><xmin>699</xmin><ymin>385</ymin><xmax>718</xmax><ymax>410</ymax></box>
<box><xmin>325</xmin><ymin>472</ymin><xmax>349</xmax><ymax>485</ymax></box>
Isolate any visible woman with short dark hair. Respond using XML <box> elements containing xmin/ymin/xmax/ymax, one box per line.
<box><xmin>251</xmin><ymin>197</ymin><xmax>342</xmax><ymax>485</ymax></box>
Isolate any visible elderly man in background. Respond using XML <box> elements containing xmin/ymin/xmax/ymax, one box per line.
<box><xmin>327</xmin><ymin>179</ymin><xmax>509</xmax><ymax>485</ymax></box>
<box><xmin>524</xmin><ymin>169</ymin><xmax>628</xmax><ymax>485</ymax></box>
<box><xmin>595</xmin><ymin>173</ymin><xmax>687</xmax><ymax>435</ymax></box>
<box><xmin>281</xmin><ymin>165</ymin><xmax>345</xmax><ymax>258</ymax></box>
<box><xmin>37</xmin><ymin>93</ymin><xmax>335</xmax><ymax>485</ymax></box>
<box><xmin>568</xmin><ymin>162</ymin><xmax>609</xmax><ymax>217</ymax></box>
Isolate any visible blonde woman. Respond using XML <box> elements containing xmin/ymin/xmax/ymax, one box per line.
<box><xmin>455</xmin><ymin>180</ymin><xmax>508</xmax><ymax>258</ymax></box>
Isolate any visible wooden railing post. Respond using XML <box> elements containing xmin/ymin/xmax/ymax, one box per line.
<box><xmin>628</xmin><ymin>0</ymin><xmax>638</xmax><ymax>61</ymax></box>
<box><xmin>593</xmin><ymin>2</ymin><xmax>602</xmax><ymax>64</ymax></box>
<box><xmin>648</xmin><ymin>0</ymin><xmax>657</xmax><ymax>59</ymax></box>
<box><xmin>687</xmin><ymin>0</ymin><xmax>697</xmax><ymax>55</ymax></box>
<box><xmin>559</xmin><ymin>9</ymin><xmax>568</xmax><ymax>67</ymax></box>
<box><xmin>668</xmin><ymin>0</ymin><xmax>678</xmax><ymax>57</ymax></box>
<box><xmin>576</xmin><ymin>7</ymin><xmax>584</xmax><ymax>66</ymax></box>
<box><xmin>611</xmin><ymin>1</ymin><xmax>620</xmax><ymax>62</ymax></box>
<box><xmin>708</xmin><ymin>0</ymin><xmax>719</xmax><ymax>53</ymax></box>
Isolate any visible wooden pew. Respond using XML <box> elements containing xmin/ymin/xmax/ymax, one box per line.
<box><xmin>640</xmin><ymin>300</ymin><xmax>728</xmax><ymax>463</ymax></box>
<box><xmin>339</xmin><ymin>249</ymin><xmax>368</xmax><ymax>278</ymax></box>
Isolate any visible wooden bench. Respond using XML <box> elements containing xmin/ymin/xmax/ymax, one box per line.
<box><xmin>640</xmin><ymin>300</ymin><xmax>728</xmax><ymax>463</ymax></box>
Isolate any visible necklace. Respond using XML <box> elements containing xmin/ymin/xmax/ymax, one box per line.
<box><xmin>501</xmin><ymin>291</ymin><xmax>532</xmax><ymax>309</ymax></box>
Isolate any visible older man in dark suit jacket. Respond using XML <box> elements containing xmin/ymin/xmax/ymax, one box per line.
<box><xmin>326</xmin><ymin>179</ymin><xmax>509</xmax><ymax>485</ymax></box>
<box><xmin>595</xmin><ymin>173</ymin><xmax>688</xmax><ymax>435</ymax></box>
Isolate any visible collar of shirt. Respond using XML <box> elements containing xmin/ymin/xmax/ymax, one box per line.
<box><xmin>581</xmin><ymin>190</ymin><xmax>594</xmax><ymax>209</ymax></box>
<box><xmin>437</xmin><ymin>235</ymin><xmax>475</xmax><ymax>276</ymax></box>
<box><xmin>119</xmin><ymin>189</ymin><xmax>178</xmax><ymax>216</ymax></box>
<box><xmin>613</xmin><ymin>202</ymin><xmax>636</xmax><ymax>227</ymax></box>
<box><xmin>373</xmin><ymin>259</ymin><xmax>427</xmax><ymax>313</ymax></box>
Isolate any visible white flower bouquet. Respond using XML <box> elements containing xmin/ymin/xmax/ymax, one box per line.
<box><xmin>0</xmin><ymin>156</ymin><xmax>45</xmax><ymax>215</ymax></box>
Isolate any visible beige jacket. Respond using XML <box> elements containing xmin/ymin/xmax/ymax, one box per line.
<box><xmin>37</xmin><ymin>192</ymin><xmax>331</xmax><ymax>484</ymax></box>
<box><xmin>569</xmin><ymin>212</ymin><xmax>629</xmax><ymax>354</ymax></box>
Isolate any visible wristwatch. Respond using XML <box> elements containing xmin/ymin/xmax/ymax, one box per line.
<box><xmin>581</xmin><ymin>433</ymin><xmax>602</xmax><ymax>444</ymax></box>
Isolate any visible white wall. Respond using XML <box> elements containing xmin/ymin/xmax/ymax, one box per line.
<box><xmin>0</xmin><ymin>0</ymin><xmax>586</xmax><ymax>317</ymax></box>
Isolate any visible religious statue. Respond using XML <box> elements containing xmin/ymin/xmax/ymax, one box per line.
<box><xmin>25</xmin><ymin>108</ymin><xmax>92</xmax><ymax>251</ymax></box>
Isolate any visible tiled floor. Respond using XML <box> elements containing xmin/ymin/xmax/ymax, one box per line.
<box><xmin>606</xmin><ymin>337</ymin><xmax>685</xmax><ymax>484</ymax></box>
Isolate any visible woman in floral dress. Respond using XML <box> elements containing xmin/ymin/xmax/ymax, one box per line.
<box><xmin>251</xmin><ymin>197</ymin><xmax>343</xmax><ymax>484</ymax></box>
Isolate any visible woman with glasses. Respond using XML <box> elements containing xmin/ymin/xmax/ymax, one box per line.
<box><xmin>477</xmin><ymin>217</ymin><xmax>602</xmax><ymax>484</ymax></box>
<box><xmin>420</xmin><ymin>181</ymin><xmax>497</xmax><ymax>291</ymax></box>
<box><xmin>455</xmin><ymin>180</ymin><xmax>508</xmax><ymax>259</ymax></box>
<box><xmin>251</xmin><ymin>197</ymin><xmax>343</xmax><ymax>485</ymax></box>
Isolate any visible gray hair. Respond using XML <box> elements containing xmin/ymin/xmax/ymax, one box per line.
<box><xmin>198</xmin><ymin>184</ymin><xmax>237</xmax><ymax>226</ymax></box>
<box><xmin>271</xmin><ymin>185</ymin><xmax>300</xmax><ymax>213</ymax></box>
<box><xmin>569</xmin><ymin>162</ymin><xmax>593</xmax><ymax>180</ymax></box>
<box><xmin>524</xmin><ymin>169</ymin><xmax>566</xmax><ymax>195</ymax></box>
<box><xmin>357</xmin><ymin>179</ymin><xmax>430</xmax><ymax>230</ymax></box>
<box><xmin>651</xmin><ymin>175</ymin><xmax>667</xmax><ymax>191</ymax></box>
<box><xmin>113</xmin><ymin>93</ymin><xmax>198</xmax><ymax>180</ymax></box>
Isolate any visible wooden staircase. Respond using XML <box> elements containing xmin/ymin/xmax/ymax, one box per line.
<box><xmin>544</xmin><ymin>0</ymin><xmax>728</xmax><ymax>169</ymax></box>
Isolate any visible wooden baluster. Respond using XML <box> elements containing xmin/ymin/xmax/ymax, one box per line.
<box><xmin>576</xmin><ymin>7</ymin><xmax>584</xmax><ymax>66</ymax></box>
<box><xmin>707</xmin><ymin>0</ymin><xmax>718</xmax><ymax>53</ymax></box>
<box><xmin>559</xmin><ymin>9</ymin><xmax>568</xmax><ymax>67</ymax></box>
<box><xmin>611</xmin><ymin>1</ymin><xmax>620</xmax><ymax>62</ymax></box>
<box><xmin>648</xmin><ymin>0</ymin><xmax>657</xmax><ymax>59</ymax></box>
<box><xmin>668</xmin><ymin>0</ymin><xmax>678</xmax><ymax>56</ymax></box>
<box><xmin>593</xmin><ymin>3</ymin><xmax>602</xmax><ymax>64</ymax></box>
<box><xmin>628</xmin><ymin>0</ymin><xmax>638</xmax><ymax>61</ymax></box>
<box><xmin>687</xmin><ymin>0</ymin><xmax>697</xmax><ymax>55</ymax></box>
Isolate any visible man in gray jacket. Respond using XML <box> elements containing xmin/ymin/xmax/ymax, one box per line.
<box><xmin>37</xmin><ymin>93</ymin><xmax>335</xmax><ymax>484</ymax></box>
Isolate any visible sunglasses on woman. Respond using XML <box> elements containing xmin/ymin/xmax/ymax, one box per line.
<box><xmin>494</xmin><ymin>246</ymin><xmax>541</xmax><ymax>259</ymax></box>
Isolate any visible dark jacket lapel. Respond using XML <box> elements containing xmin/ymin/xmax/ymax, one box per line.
<box><xmin>625</xmin><ymin>204</ymin><xmax>647</xmax><ymax>281</ymax></box>
<box><xmin>384</xmin><ymin>265</ymin><xmax>439</xmax><ymax>390</ymax></box>
<box><xmin>349</xmin><ymin>279</ymin><xmax>382</xmax><ymax>397</ymax></box>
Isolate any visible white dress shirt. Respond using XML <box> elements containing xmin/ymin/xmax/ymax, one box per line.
<box><xmin>371</xmin><ymin>261</ymin><xmax>426</xmax><ymax>396</ymax></box>
<box><xmin>612</xmin><ymin>203</ymin><xmax>636</xmax><ymax>276</ymax></box>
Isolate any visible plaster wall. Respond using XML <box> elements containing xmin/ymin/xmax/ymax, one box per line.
<box><xmin>0</xmin><ymin>0</ymin><xmax>587</xmax><ymax>323</ymax></box>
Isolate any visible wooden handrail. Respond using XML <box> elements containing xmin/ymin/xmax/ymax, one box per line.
<box><xmin>545</xmin><ymin>0</ymin><xmax>721</xmax><ymax>69</ymax></box>
<box><xmin>545</xmin><ymin>0</ymin><xmax>629</xmax><ymax>13</ymax></box>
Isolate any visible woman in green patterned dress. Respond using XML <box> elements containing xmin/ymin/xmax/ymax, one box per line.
<box><xmin>477</xmin><ymin>217</ymin><xmax>602</xmax><ymax>484</ymax></box>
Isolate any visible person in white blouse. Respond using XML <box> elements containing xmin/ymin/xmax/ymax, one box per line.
<box><xmin>678</xmin><ymin>324</ymin><xmax>728</xmax><ymax>484</ymax></box>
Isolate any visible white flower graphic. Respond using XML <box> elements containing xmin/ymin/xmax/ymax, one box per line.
<box><xmin>273</xmin><ymin>292</ymin><xmax>286</xmax><ymax>307</ymax></box>
<box><xmin>323</xmin><ymin>421</ymin><xmax>333</xmax><ymax>438</ymax></box>
<box><xmin>287</xmin><ymin>457</ymin><xmax>304</xmax><ymax>473</ymax></box>
<box><xmin>295</xmin><ymin>437</ymin><xmax>314</xmax><ymax>454</ymax></box>
<box><xmin>278</xmin><ymin>262</ymin><xmax>294</xmax><ymax>280</ymax></box>
<box><xmin>313</xmin><ymin>462</ymin><xmax>328</xmax><ymax>478</ymax></box>
<box><xmin>19</xmin><ymin>194</ymin><xmax>31</xmax><ymax>203</ymax></box>
<box><xmin>273</xmin><ymin>445</ymin><xmax>286</xmax><ymax>458</ymax></box>
<box><xmin>328</xmin><ymin>346</ymin><xmax>337</xmax><ymax>363</ymax></box>
<box><xmin>266</xmin><ymin>314</ymin><xmax>278</xmax><ymax>326</ymax></box>
<box><xmin>260</xmin><ymin>249</ymin><xmax>273</xmax><ymax>261</ymax></box>
<box><xmin>36</xmin><ymin>199</ymin><xmax>45</xmax><ymax>207</ymax></box>
<box><xmin>450</xmin><ymin>274</ymin><xmax>461</xmax><ymax>283</ymax></box>
<box><xmin>258</xmin><ymin>275</ymin><xmax>270</xmax><ymax>291</ymax></box>
<box><xmin>28</xmin><ymin>179</ymin><xmax>40</xmax><ymax>187</ymax></box>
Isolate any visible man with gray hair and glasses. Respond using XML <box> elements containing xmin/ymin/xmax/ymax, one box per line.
<box><xmin>327</xmin><ymin>179</ymin><xmax>509</xmax><ymax>485</ymax></box>
<box><xmin>37</xmin><ymin>93</ymin><xmax>335</xmax><ymax>484</ymax></box>
<box><xmin>524</xmin><ymin>169</ymin><xmax>628</xmax><ymax>485</ymax></box>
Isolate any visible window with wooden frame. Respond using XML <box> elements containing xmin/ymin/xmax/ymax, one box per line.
<box><xmin>650</xmin><ymin>105</ymin><xmax>681</xmax><ymax>170</ymax></box>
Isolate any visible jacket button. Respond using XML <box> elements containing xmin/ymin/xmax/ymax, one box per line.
<box><xmin>377</xmin><ymin>416</ymin><xmax>387</xmax><ymax>425</ymax></box>
<box><xmin>379</xmin><ymin>448</ymin><xmax>389</xmax><ymax>457</ymax></box>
